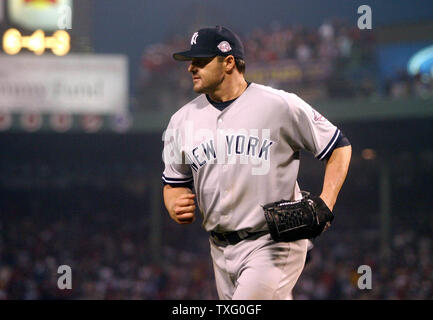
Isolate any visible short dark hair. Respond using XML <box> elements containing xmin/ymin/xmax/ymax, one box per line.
<box><xmin>235</xmin><ymin>58</ymin><xmax>246</xmax><ymax>74</ymax></box>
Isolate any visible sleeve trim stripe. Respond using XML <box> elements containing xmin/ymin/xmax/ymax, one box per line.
<box><xmin>317</xmin><ymin>129</ymin><xmax>340</xmax><ymax>161</ymax></box>
<box><xmin>162</xmin><ymin>175</ymin><xmax>193</xmax><ymax>183</ymax></box>
<box><xmin>162</xmin><ymin>174</ymin><xmax>193</xmax><ymax>181</ymax></box>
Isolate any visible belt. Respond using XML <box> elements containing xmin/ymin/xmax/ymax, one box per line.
<box><xmin>210</xmin><ymin>230</ymin><xmax>268</xmax><ymax>245</ymax></box>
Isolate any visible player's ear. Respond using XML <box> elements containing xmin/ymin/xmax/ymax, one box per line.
<box><xmin>224</xmin><ymin>55</ymin><xmax>236</xmax><ymax>73</ymax></box>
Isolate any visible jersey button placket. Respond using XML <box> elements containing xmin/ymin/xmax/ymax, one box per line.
<box><xmin>217</xmin><ymin>116</ymin><xmax>230</xmax><ymax>217</ymax></box>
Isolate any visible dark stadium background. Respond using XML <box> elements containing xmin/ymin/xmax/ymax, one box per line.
<box><xmin>0</xmin><ymin>0</ymin><xmax>432</xmax><ymax>300</ymax></box>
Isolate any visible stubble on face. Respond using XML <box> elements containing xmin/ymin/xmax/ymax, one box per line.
<box><xmin>189</xmin><ymin>57</ymin><xmax>225</xmax><ymax>94</ymax></box>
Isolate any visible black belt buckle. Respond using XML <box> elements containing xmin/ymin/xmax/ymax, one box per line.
<box><xmin>211</xmin><ymin>231</ymin><xmax>244</xmax><ymax>245</ymax></box>
<box><xmin>224</xmin><ymin>232</ymin><xmax>242</xmax><ymax>244</ymax></box>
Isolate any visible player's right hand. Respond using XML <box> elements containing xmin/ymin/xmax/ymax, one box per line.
<box><xmin>171</xmin><ymin>193</ymin><xmax>196</xmax><ymax>224</ymax></box>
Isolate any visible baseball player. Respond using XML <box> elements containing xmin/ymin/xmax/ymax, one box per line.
<box><xmin>162</xmin><ymin>26</ymin><xmax>351</xmax><ymax>300</ymax></box>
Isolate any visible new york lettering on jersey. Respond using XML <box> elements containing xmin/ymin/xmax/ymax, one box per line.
<box><xmin>185</xmin><ymin>133</ymin><xmax>274</xmax><ymax>172</ymax></box>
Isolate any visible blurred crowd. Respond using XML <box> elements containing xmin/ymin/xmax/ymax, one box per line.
<box><xmin>0</xmin><ymin>185</ymin><xmax>431</xmax><ymax>300</ymax></box>
<box><xmin>0</xmin><ymin>188</ymin><xmax>217</xmax><ymax>300</ymax></box>
<box><xmin>139</xmin><ymin>20</ymin><xmax>373</xmax><ymax>73</ymax></box>
<box><xmin>294</xmin><ymin>224</ymin><xmax>432</xmax><ymax>299</ymax></box>
<box><xmin>384</xmin><ymin>70</ymin><xmax>433</xmax><ymax>100</ymax></box>
<box><xmin>136</xmin><ymin>20</ymin><xmax>433</xmax><ymax>112</ymax></box>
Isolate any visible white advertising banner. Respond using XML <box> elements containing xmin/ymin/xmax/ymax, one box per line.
<box><xmin>0</xmin><ymin>54</ymin><xmax>129</xmax><ymax>114</ymax></box>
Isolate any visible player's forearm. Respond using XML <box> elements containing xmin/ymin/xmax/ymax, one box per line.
<box><xmin>163</xmin><ymin>184</ymin><xmax>193</xmax><ymax>216</ymax></box>
<box><xmin>320</xmin><ymin>145</ymin><xmax>352</xmax><ymax>211</ymax></box>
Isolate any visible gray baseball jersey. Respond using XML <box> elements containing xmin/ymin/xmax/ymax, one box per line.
<box><xmin>162</xmin><ymin>83</ymin><xmax>340</xmax><ymax>234</ymax></box>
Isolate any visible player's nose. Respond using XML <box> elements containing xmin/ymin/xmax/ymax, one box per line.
<box><xmin>188</xmin><ymin>63</ymin><xmax>195</xmax><ymax>73</ymax></box>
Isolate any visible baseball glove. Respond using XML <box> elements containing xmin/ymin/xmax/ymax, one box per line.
<box><xmin>262</xmin><ymin>192</ymin><xmax>334</xmax><ymax>242</ymax></box>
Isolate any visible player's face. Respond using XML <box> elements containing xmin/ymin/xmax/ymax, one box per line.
<box><xmin>188</xmin><ymin>56</ymin><xmax>225</xmax><ymax>94</ymax></box>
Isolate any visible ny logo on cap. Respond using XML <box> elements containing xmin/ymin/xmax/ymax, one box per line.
<box><xmin>191</xmin><ymin>32</ymin><xmax>198</xmax><ymax>45</ymax></box>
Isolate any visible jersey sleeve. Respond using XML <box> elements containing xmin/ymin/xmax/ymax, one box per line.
<box><xmin>162</xmin><ymin>116</ymin><xmax>193</xmax><ymax>187</ymax></box>
<box><xmin>282</xmin><ymin>93</ymin><xmax>340</xmax><ymax>161</ymax></box>
<box><xmin>322</xmin><ymin>131</ymin><xmax>351</xmax><ymax>160</ymax></box>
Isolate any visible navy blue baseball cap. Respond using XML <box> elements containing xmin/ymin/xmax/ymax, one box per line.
<box><xmin>173</xmin><ymin>25</ymin><xmax>245</xmax><ymax>61</ymax></box>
